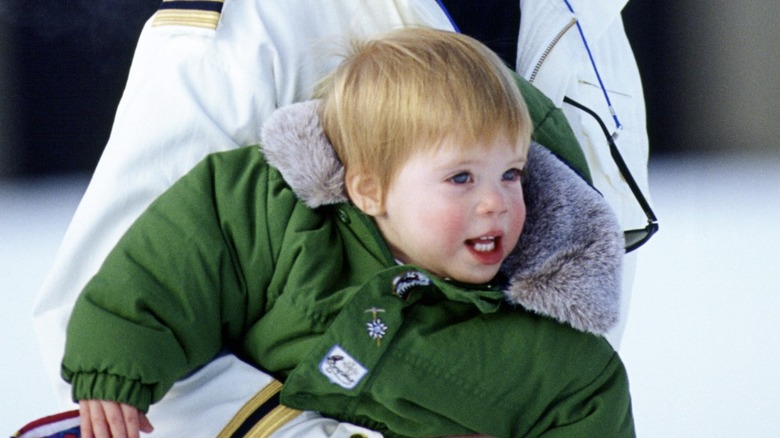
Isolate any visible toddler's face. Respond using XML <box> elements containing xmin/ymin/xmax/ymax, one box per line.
<box><xmin>374</xmin><ymin>137</ymin><xmax>526</xmax><ymax>284</ymax></box>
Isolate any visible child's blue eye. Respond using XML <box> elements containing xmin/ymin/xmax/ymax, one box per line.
<box><xmin>502</xmin><ymin>168</ymin><xmax>523</xmax><ymax>182</ymax></box>
<box><xmin>450</xmin><ymin>172</ymin><xmax>472</xmax><ymax>184</ymax></box>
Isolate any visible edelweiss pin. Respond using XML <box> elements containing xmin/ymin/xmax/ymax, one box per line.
<box><xmin>365</xmin><ymin>307</ymin><xmax>388</xmax><ymax>346</ymax></box>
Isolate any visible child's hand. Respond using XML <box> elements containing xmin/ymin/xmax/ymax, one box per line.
<box><xmin>79</xmin><ymin>400</ymin><xmax>154</xmax><ymax>438</ymax></box>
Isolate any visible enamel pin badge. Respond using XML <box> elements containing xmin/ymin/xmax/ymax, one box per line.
<box><xmin>392</xmin><ymin>271</ymin><xmax>431</xmax><ymax>300</ymax></box>
<box><xmin>364</xmin><ymin>307</ymin><xmax>388</xmax><ymax>346</ymax></box>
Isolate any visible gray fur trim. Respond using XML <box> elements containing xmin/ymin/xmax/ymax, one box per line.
<box><xmin>260</xmin><ymin>100</ymin><xmax>624</xmax><ymax>334</ymax></box>
<box><xmin>501</xmin><ymin>146</ymin><xmax>624</xmax><ymax>334</ymax></box>
<box><xmin>261</xmin><ymin>100</ymin><xmax>347</xmax><ymax>208</ymax></box>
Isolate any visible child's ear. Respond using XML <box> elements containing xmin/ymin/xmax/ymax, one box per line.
<box><xmin>346</xmin><ymin>172</ymin><xmax>384</xmax><ymax>216</ymax></box>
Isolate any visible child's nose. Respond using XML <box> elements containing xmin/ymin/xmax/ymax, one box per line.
<box><xmin>477</xmin><ymin>184</ymin><xmax>509</xmax><ymax>215</ymax></box>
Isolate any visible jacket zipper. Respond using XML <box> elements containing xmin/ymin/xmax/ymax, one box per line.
<box><xmin>529</xmin><ymin>17</ymin><xmax>577</xmax><ymax>84</ymax></box>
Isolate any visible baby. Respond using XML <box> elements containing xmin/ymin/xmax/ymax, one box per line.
<box><xmin>64</xmin><ymin>28</ymin><xmax>631</xmax><ymax>437</ymax></box>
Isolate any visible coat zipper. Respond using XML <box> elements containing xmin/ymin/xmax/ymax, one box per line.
<box><xmin>528</xmin><ymin>17</ymin><xmax>577</xmax><ymax>84</ymax></box>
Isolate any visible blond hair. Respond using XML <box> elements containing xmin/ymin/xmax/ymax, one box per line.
<box><xmin>317</xmin><ymin>28</ymin><xmax>532</xmax><ymax>199</ymax></box>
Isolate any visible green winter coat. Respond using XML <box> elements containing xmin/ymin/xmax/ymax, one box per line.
<box><xmin>63</xmin><ymin>86</ymin><xmax>632</xmax><ymax>437</ymax></box>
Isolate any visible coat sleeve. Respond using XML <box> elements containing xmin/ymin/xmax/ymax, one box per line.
<box><xmin>34</xmin><ymin>9</ymin><xmax>281</xmax><ymax>409</ymax></box>
<box><xmin>531</xmin><ymin>353</ymin><xmax>635</xmax><ymax>437</ymax></box>
<box><xmin>61</xmin><ymin>148</ymin><xmax>281</xmax><ymax>413</ymax></box>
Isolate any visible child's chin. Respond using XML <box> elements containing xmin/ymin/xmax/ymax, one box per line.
<box><xmin>450</xmin><ymin>267</ymin><xmax>501</xmax><ymax>285</ymax></box>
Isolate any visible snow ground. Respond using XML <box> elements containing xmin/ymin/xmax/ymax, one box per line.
<box><xmin>2</xmin><ymin>152</ymin><xmax>779</xmax><ymax>436</ymax></box>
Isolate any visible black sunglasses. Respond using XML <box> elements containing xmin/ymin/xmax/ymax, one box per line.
<box><xmin>563</xmin><ymin>96</ymin><xmax>659</xmax><ymax>253</ymax></box>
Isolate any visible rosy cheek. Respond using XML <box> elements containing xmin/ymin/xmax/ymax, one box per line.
<box><xmin>420</xmin><ymin>204</ymin><xmax>463</xmax><ymax>240</ymax></box>
<box><xmin>507</xmin><ymin>197</ymin><xmax>526</xmax><ymax>244</ymax></box>
<box><xmin>513</xmin><ymin>191</ymin><xmax>526</xmax><ymax>218</ymax></box>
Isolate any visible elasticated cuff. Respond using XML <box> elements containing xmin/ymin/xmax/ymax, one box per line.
<box><xmin>67</xmin><ymin>371</ymin><xmax>154</xmax><ymax>413</ymax></box>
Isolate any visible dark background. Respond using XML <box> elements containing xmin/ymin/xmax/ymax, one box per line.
<box><xmin>1</xmin><ymin>1</ymin><xmax>777</xmax><ymax>178</ymax></box>
<box><xmin>0</xmin><ymin>0</ymin><xmax>159</xmax><ymax>176</ymax></box>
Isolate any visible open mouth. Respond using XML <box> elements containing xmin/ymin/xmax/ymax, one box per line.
<box><xmin>470</xmin><ymin>236</ymin><xmax>498</xmax><ymax>253</ymax></box>
<box><xmin>466</xmin><ymin>235</ymin><xmax>501</xmax><ymax>256</ymax></box>
<box><xmin>465</xmin><ymin>235</ymin><xmax>504</xmax><ymax>265</ymax></box>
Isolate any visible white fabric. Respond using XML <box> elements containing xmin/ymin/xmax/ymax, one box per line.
<box><xmin>518</xmin><ymin>0</ymin><xmax>649</xmax><ymax>345</ymax></box>
<box><xmin>33</xmin><ymin>0</ymin><xmax>648</xmax><ymax>435</ymax></box>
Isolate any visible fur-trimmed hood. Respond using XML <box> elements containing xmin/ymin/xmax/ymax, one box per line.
<box><xmin>261</xmin><ymin>100</ymin><xmax>623</xmax><ymax>335</ymax></box>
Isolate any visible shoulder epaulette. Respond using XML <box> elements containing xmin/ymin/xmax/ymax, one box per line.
<box><xmin>152</xmin><ymin>0</ymin><xmax>224</xmax><ymax>30</ymax></box>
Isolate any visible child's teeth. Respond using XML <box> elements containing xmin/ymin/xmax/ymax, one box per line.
<box><xmin>473</xmin><ymin>237</ymin><xmax>496</xmax><ymax>252</ymax></box>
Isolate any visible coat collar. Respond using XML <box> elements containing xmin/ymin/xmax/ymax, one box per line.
<box><xmin>260</xmin><ymin>100</ymin><xmax>623</xmax><ymax>335</ymax></box>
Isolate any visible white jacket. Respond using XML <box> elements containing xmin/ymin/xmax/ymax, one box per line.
<box><xmin>34</xmin><ymin>0</ymin><xmax>648</xmax><ymax>435</ymax></box>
